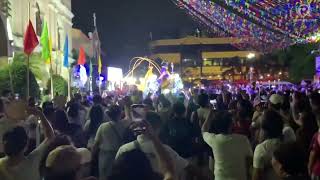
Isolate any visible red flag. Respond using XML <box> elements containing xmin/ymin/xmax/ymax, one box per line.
<box><xmin>23</xmin><ymin>20</ymin><xmax>39</xmax><ymax>55</ymax></box>
<box><xmin>77</xmin><ymin>47</ymin><xmax>86</xmax><ymax>65</ymax></box>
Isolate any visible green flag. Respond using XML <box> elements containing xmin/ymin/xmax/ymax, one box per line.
<box><xmin>40</xmin><ymin>21</ymin><xmax>50</xmax><ymax>60</ymax></box>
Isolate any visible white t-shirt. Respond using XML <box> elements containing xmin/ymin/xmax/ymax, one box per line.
<box><xmin>95</xmin><ymin>121</ymin><xmax>127</xmax><ymax>151</ymax></box>
<box><xmin>253</xmin><ymin>138</ymin><xmax>281</xmax><ymax>180</ymax></box>
<box><xmin>203</xmin><ymin>132</ymin><xmax>253</xmax><ymax>180</ymax></box>
<box><xmin>283</xmin><ymin>125</ymin><xmax>296</xmax><ymax>143</ymax></box>
<box><xmin>116</xmin><ymin>135</ymin><xmax>189</xmax><ymax>176</ymax></box>
<box><xmin>0</xmin><ymin>140</ymin><xmax>48</xmax><ymax>180</ymax></box>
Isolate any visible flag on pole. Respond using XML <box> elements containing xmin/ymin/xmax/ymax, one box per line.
<box><xmin>63</xmin><ymin>35</ymin><xmax>69</xmax><ymax>68</ymax></box>
<box><xmin>98</xmin><ymin>55</ymin><xmax>102</xmax><ymax>74</ymax></box>
<box><xmin>23</xmin><ymin>20</ymin><xmax>39</xmax><ymax>55</ymax></box>
<box><xmin>77</xmin><ymin>47</ymin><xmax>86</xmax><ymax>65</ymax></box>
<box><xmin>46</xmin><ymin>36</ymin><xmax>52</xmax><ymax>64</ymax></box>
<box><xmin>40</xmin><ymin>21</ymin><xmax>50</xmax><ymax>60</ymax></box>
<box><xmin>90</xmin><ymin>60</ymin><xmax>93</xmax><ymax>77</ymax></box>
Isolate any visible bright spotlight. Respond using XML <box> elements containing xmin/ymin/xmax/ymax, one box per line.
<box><xmin>247</xmin><ymin>53</ymin><xmax>256</xmax><ymax>59</ymax></box>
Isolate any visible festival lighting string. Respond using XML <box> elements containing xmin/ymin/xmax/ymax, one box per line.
<box><xmin>172</xmin><ymin>0</ymin><xmax>320</xmax><ymax>52</ymax></box>
<box><xmin>124</xmin><ymin>57</ymin><xmax>161</xmax><ymax>79</ymax></box>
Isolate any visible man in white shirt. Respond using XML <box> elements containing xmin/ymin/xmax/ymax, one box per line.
<box><xmin>202</xmin><ymin>110</ymin><xmax>253</xmax><ymax>180</ymax></box>
<box><xmin>116</xmin><ymin>112</ymin><xmax>189</xmax><ymax>177</ymax></box>
<box><xmin>0</xmin><ymin>107</ymin><xmax>55</xmax><ymax>180</ymax></box>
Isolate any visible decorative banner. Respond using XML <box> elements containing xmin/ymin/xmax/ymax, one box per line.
<box><xmin>172</xmin><ymin>0</ymin><xmax>320</xmax><ymax>52</ymax></box>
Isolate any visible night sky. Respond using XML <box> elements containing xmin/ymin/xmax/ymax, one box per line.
<box><xmin>72</xmin><ymin>0</ymin><xmax>197</xmax><ymax>69</ymax></box>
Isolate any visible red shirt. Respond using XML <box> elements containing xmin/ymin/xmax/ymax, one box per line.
<box><xmin>311</xmin><ymin>132</ymin><xmax>320</xmax><ymax>176</ymax></box>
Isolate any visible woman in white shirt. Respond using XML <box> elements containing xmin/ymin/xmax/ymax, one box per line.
<box><xmin>92</xmin><ymin>105</ymin><xmax>126</xmax><ymax>180</ymax></box>
<box><xmin>252</xmin><ymin>110</ymin><xmax>284</xmax><ymax>180</ymax></box>
<box><xmin>84</xmin><ymin>105</ymin><xmax>104</xmax><ymax>149</ymax></box>
<box><xmin>202</xmin><ymin>110</ymin><xmax>253</xmax><ymax>180</ymax></box>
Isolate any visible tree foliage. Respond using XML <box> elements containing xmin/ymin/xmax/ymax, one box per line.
<box><xmin>13</xmin><ymin>52</ymin><xmax>50</xmax><ymax>86</ymax></box>
<box><xmin>47</xmin><ymin>75</ymin><xmax>68</xmax><ymax>96</ymax></box>
<box><xmin>273</xmin><ymin>43</ymin><xmax>318</xmax><ymax>82</ymax></box>
<box><xmin>0</xmin><ymin>61</ymin><xmax>40</xmax><ymax>98</ymax></box>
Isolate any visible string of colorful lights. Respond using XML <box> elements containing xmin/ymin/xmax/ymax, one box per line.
<box><xmin>173</xmin><ymin>0</ymin><xmax>320</xmax><ymax>52</ymax></box>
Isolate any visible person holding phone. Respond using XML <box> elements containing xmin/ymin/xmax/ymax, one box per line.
<box><xmin>116</xmin><ymin>112</ymin><xmax>190</xmax><ymax>179</ymax></box>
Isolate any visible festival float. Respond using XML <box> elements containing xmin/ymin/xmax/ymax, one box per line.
<box><xmin>123</xmin><ymin>57</ymin><xmax>184</xmax><ymax>96</ymax></box>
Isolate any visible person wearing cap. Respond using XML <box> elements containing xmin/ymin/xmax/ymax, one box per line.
<box><xmin>269</xmin><ymin>94</ymin><xmax>296</xmax><ymax>143</ymax></box>
<box><xmin>44</xmin><ymin>145</ymin><xmax>95</xmax><ymax>180</ymax></box>
<box><xmin>0</xmin><ymin>107</ymin><xmax>54</xmax><ymax>180</ymax></box>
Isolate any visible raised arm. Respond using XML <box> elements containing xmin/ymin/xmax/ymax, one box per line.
<box><xmin>28</xmin><ymin>107</ymin><xmax>54</xmax><ymax>140</ymax></box>
<box><xmin>202</xmin><ymin>110</ymin><xmax>213</xmax><ymax>132</ymax></box>
<box><xmin>142</xmin><ymin>121</ymin><xmax>175</xmax><ymax>180</ymax></box>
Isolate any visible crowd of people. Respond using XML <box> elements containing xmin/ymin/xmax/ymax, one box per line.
<box><xmin>0</xmin><ymin>85</ymin><xmax>319</xmax><ymax>180</ymax></box>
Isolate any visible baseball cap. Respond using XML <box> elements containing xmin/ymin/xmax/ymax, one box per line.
<box><xmin>45</xmin><ymin>145</ymin><xmax>91</xmax><ymax>173</ymax></box>
<box><xmin>269</xmin><ymin>94</ymin><xmax>283</xmax><ymax>105</ymax></box>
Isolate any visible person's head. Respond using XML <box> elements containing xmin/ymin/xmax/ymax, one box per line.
<box><xmin>40</xmin><ymin>134</ymin><xmax>73</xmax><ymax>175</ymax></box>
<box><xmin>28</xmin><ymin>97</ymin><xmax>36</xmax><ymax>107</ymax></box>
<box><xmin>268</xmin><ymin>94</ymin><xmax>283</xmax><ymax>111</ymax></box>
<box><xmin>172</xmin><ymin>102</ymin><xmax>186</xmax><ymax>118</ymax></box>
<box><xmin>158</xmin><ymin>97</ymin><xmax>171</xmax><ymax>111</ymax></box>
<box><xmin>67</xmin><ymin>103</ymin><xmax>80</xmax><ymax>119</ymax></box>
<box><xmin>309</xmin><ymin>92</ymin><xmax>320</xmax><ymax>115</ymax></box>
<box><xmin>0</xmin><ymin>98</ymin><xmax>4</xmax><ymax>114</ymax></box>
<box><xmin>107</xmin><ymin>105</ymin><xmax>122</xmax><ymax>122</ymax></box>
<box><xmin>145</xmin><ymin>112</ymin><xmax>162</xmax><ymax>133</ymax></box>
<box><xmin>2</xmin><ymin>89</ymin><xmax>11</xmax><ymax>98</ymax></box>
<box><xmin>211</xmin><ymin>111</ymin><xmax>233</xmax><ymax>134</ymax></box>
<box><xmin>93</xmin><ymin>95</ymin><xmax>102</xmax><ymax>105</ymax></box>
<box><xmin>261</xmin><ymin>110</ymin><xmax>284</xmax><ymax>139</ymax></box>
<box><xmin>109</xmin><ymin>149</ymin><xmax>161</xmax><ymax>180</ymax></box>
<box><xmin>89</xmin><ymin>105</ymin><xmax>104</xmax><ymax>135</ymax></box>
<box><xmin>253</xmin><ymin>97</ymin><xmax>263</xmax><ymax>112</ymax></box>
<box><xmin>54</xmin><ymin>109</ymin><xmax>69</xmax><ymax>133</ymax></box>
<box><xmin>3</xmin><ymin>126</ymin><xmax>28</xmax><ymax>157</ymax></box>
<box><xmin>197</xmin><ymin>93</ymin><xmax>209</xmax><ymax>108</ymax></box>
<box><xmin>299</xmin><ymin>111</ymin><xmax>318</xmax><ymax>132</ymax></box>
<box><xmin>272</xmin><ymin>142</ymin><xmax>307</xmax><ymax>178</ymax></box>
<box><xmin>143</xmin><ymin>98</ymin><xmax>154</xmax><ymax>111</ymax></box>
<box><xmin>44</xmin><ymin>146</ymin><xmax>82</xmax><ymax>180</ymax></box>
<box><xmin>43</xmin><ymin>106</ymin><xmax>55</xmax><ymax>123</ymax></box>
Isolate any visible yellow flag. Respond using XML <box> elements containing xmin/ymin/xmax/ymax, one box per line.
<box><xmin>98</xmin><ymin>55</ymin><xmax>102</xmax><ymax>74</ymax></box>
<box><xmin>46</xmin><ymin>36</ymin><xmax>52</xmax><ymax>64</ymax></box>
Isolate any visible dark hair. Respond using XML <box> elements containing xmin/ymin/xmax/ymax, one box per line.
<box><xmin>67</xmin><ymin>103</ymin><xmax>80</xmax><ymax>118</ymax></box>
<box><xmin>109</xmin><ymin>149</ymin><xmax>162</xmax><ymax>180</ymax></box>
<box><xmin>107</xmin><ymin>105</ymin><xmax>122</xmax><ymax>122</ymax></box>
<box><xmin>211</xmin><ymin>111</ymin><xmax>233</xmax><ymax>134</ymax></box>
<box><xmin>198</xmin><ymin>93</ymin><xmax>209</xmax><ymax>108</ymax></box>
<box><xmin>28</xmin><ymin>97</ymin><xmax>36</xmax><ymax>107</ymax></box>
<box><xmin>261</xmin><ymin>110</ymin><xmax>284</xmax><ymax>139</ymax></box>
<box><xmin>0</xmin><ymin>98</ymin><xmax>4</xmax><ymax>113</ymax></box>
<box><xmin>273</xmin><ymin>142</ymin><xmax>307</xmax><ymax>176</ymax></box>
<box><xmin>159</xmin><ymin>95</ymin><xmax>171</xmax><ymax>108</ymax></box>
<box><xmin>54</xmin><ymin>110</ymin><xmax>69</xmax><ymax>133</ymax></box>
<box><xmin>173</xmin><ymin>102</ymin><xmax>186</xmax><ymax>116</ymax></box>
<box><xmin>145</xmin><ymin>112</ymin><xmax>162</xmax><ymax>130</ymax></box>
<box><xmin>309</xmin><ymin>92</ymin><xmax>320</xmax><ymax>109</ymax></box>
<box><xmin>2</xmin><ymin>89</ymin><xmax>11</xmax><ymax>97</ymax></box>
<box><xmin>93</xmin><ymin>95</ymin><xmax>102</xmax><ymax>105</ymax></box>
<box><xmin>143</xmin><ymin>98</ymin><xmax>153</xmax><ymax>106</ymax></box>
<box><xmin>300</xmin><ymin>111</ymin><xmax>318</xmax><ymax>133</ymax></box>
<box><xmin>89</xmin><ymin>105</ymin><xmax>104</xmax><ymax>136</ymax></box>
<box><xmin>3</xmin><ymin>126</ymin><xmax>28</xmax><ymax>156</ymax></box>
